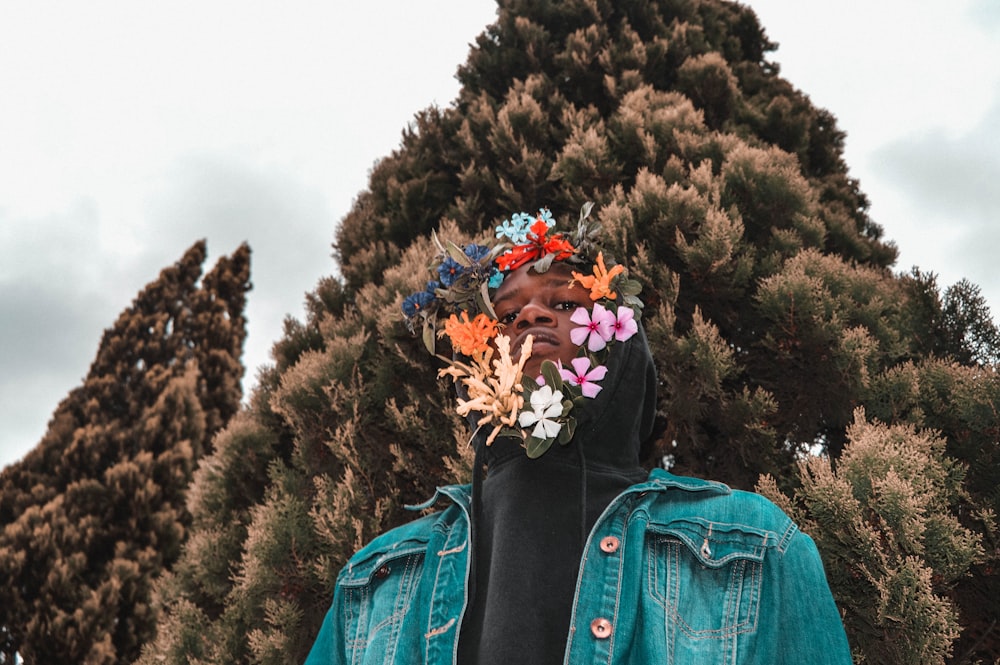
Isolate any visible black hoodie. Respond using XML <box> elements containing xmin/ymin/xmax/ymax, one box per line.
<box><xmin>457</xmin><ymin>327</ymin><xmax>658</xmax><ymax>665</ymax></box>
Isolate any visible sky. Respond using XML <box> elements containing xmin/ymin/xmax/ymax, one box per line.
<box><xmin>1</xmin><ymin>0</ymin><xmax>998</xmax><ymax>470</ymax></box>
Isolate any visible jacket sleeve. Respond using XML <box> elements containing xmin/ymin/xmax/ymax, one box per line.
<box><xmin>773</xmin><ymin>528</ymin><xmax>853</xmax><ymax>664</ymax></box>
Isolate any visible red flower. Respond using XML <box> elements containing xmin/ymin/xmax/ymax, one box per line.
<box><xmin>496</xmin><ymin>219</ymin><xmax>575</xmax><ymax>272</ymax></box>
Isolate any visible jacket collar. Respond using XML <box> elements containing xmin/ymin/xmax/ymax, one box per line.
<box><xmin>408</xmin><ymin>468</ymin><xmax>730</xmax><ymax>513</ymax></box>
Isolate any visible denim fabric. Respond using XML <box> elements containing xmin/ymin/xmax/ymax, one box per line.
<box><xmin>304</xmin><ymin>470</ymin><xmax>853</xmax><ymax>665</ymax></box>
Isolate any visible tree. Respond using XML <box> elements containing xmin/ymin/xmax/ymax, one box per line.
<box><xmin>137</xmin><ymin>242</ymin><xmax>473</xmax><ymax>665</ymax></box>
<box><xmin>861</xmin><ymin>359</ymin><xmax>1000</xmax><ymax>662</ymax></box>
<box><xmin>759</xmin><ymin>410</ymin><xmax>985</xmax><ymax>665</ymax></box>
<box><xmin>142</xmin><ymin>0</ymin><xmax>997</xmax><ymax>662</ymax></box>
<box><xmin>942</xmin><ymin>279</ymin><xmax>1000</xmax><ymax>367</ymax></box>
<box><xmin>0</xmin><ymin>241</ymin><xmax>250</xmax><ymax>664</ymax></box>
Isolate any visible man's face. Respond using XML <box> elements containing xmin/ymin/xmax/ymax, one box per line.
<box><xmin>491</xmin><ymin>263</ymin><xmax>589</xmax><ymax>377</ymax></box>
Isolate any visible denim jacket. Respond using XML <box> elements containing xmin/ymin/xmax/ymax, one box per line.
<box><xmin>304</xmin><ymin>468</ymin><xmax>853</xmax><ymax>664</ymax></box>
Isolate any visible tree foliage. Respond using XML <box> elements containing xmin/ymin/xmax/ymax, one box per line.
<box><xmin>142</xmin><ymin>0</ymin><xmax>998</xmax><ymax>663</ymax></box>
<box><xmin>0</xmin><ymin>242</ymin><xmax>250</xmax><ymax>664</ymax></box>
<box><xmin>759</xmin><ymin>410</ymin><xmax>985</xmax><ymax>665</ymax></box>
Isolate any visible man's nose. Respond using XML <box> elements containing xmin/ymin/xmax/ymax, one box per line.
<box><xmin>515</xmin><ymin>301</ymin><xmax>555</xmax><ymax>329</ymax></box>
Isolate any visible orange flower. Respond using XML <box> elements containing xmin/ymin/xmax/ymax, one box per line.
<box><xmin>572</xmin><ymin>252</ymin><xmax>624</xmax><ymax>301</ymax></box>
<box><xmin>441</xmin><ymin>311</ymin><xmax>499</xmax><ymax>356</ymax></box>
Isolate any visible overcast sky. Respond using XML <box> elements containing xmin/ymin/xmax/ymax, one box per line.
<box><xmin>2</xmin><ymin>0</ymin><xmax>998</xmax><ymax>470</ymax></box>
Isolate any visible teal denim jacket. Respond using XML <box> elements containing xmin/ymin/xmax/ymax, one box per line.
<box><xmin>304</xmin><ymin>469</ymin><xmax>853</xmax><ymax>664</ymax></box>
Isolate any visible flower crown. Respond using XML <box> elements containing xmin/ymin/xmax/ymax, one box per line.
<box><xmin>402</xmin><ymin>203</ymin><xmax>643</xmax><ymax>458</ymax></box>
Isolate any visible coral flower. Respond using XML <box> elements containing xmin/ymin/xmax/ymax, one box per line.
<box><xmin>572</xmin><ymin>252</ymin><xmax>625</xmax><ymax>301</ymax></box>
<box><xmin>570</xmin><ymin>303</ymin><xmax>616</xmax><ymax>352</ymax></box>
<box><xmin>439</xmin><ymin>334</ymin><xmax>533</xmax><ymax>446</ymax></box>
<box><xmin>442</xmin><ymin>311</ymin><xmax>498</xmax><ymax>356</ymax></box>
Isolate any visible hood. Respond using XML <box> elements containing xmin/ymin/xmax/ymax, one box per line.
<box><xmin>477</xmin><ymin>322</ymin><xmax>657</xmax><ymax>480</ymax></box>
<box><xmin>457</xmin><ymin>325</ymin><xmax>658</xmax><ymax>665</ymax></box>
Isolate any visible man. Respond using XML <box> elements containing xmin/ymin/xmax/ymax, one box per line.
<box><xmin>304</xmin><ymin>206</ymin><xmax>853</xmax><ymax>664</ymax></box>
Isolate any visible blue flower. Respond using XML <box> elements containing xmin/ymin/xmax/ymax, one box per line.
<box><xmin>464</xmin><ymin>244</ymin><xmax>490</xmax><ymax>262</ymax></box>
<box><xmin>536</xmin><ymin>207</ymin><xmax>554</xmax><ymax>227</ymax></box>
<box><xmin>437</xmin><ymin>257</ymin><xmax>466</xmax><ymax>286</ymax></box>
<box><xmin>488</xmin><ymin>269</ymin><xmax>504</xmax><ymax>289</ymax></box>
<box><xmin>495</xmin><ymin>212</ymin><xmax>532</xmax><ymax>244</ymax></box>
<box><xmin>402</xmin><ymin>290</ymin><xmax>436</xmax><ymax>318</ymax></box>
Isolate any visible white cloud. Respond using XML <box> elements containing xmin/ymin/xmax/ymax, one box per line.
<box><xmin>143</xmin><ymin>153</ymin><xmax>338</xmax><ymax>375</ymax></box>
<box><xmin>868</xmin><ymin>94</ymin><xmax>1000</xmax><ymax>302</ymax></box>
<box><xmin>969</xmin><ymin>0</ymin><xmax>1000</xmax><ymax>29</ymax></box>
<box><xmin>747</xmin><ymin>0</ymin><xmax>1000</xmax><ymax>317</ymax></box>
<box><xmin>874</xmin><ymin>104</ymin><xmax>1000</xmax><ymax>221</ymax></box>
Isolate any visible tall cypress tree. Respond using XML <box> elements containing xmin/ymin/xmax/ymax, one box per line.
<box><xmin>141</xmin><ymin>1</ymin><xmax>998</xmax><ymax>663</ymax></box>
<box><xmin>0</xmin><ymin>241</ymin><xmax>250</xmax><ymax>664</ymax></box>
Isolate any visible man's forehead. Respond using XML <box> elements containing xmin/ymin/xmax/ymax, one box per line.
<box><xmin>494</xmin><ymin>268</ymin><xmax>579</xmax><ymax>302</ymax></box>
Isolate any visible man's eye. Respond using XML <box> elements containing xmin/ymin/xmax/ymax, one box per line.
<box><xmin>499</xmin><ymin>310</ymin><xmax>519</xmax><ymax>324</ymax></box>
<box><xmin>555</xmin><ymin>301</ymin><xmax>583</xmax><ymax>311</ymax></box>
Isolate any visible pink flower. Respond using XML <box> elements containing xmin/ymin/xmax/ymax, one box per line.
<box><xmin>611</xmin><ymin>306</ymin><xmax>638</xmax><ymax>342</ymax></box>
<box><xmin>558</xmin><ymin>357</ymin><xmax>608</xmax><ymax>399</ymax></box>
<box><xmin>570</xmin><ymin>303</ymin><xmax>615</xmax><ymax>352</ymax></box>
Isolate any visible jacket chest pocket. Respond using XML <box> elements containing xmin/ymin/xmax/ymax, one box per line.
<box><xmin>340</xmin><ymin>550</ymin><xmax>425</xmax><ymax>663</ymax></box>
<box><xmin>646</xmin><ymin>519</ymin><xmax>766</xmax><ymax>640</ymax></box>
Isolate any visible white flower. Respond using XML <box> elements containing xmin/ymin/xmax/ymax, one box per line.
<box><xmin>518</xmin><ymin>385</ymin><xmax>564</xmax><ymax>440</ymax></box>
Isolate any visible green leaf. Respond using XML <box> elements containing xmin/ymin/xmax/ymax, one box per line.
<box><xmin>623</xmin><ymin>294</ymin><xmax>644</xmax><ymax>310</ymax></box>
<box><xmin>620</xmin><ymin>280</ymin><xmax>643</xmax><ymax>296</ymax></box>
<box><xmin>579</xmin><ymin>201</ymin><xmax>595</xmax><ymax>222</ymax></box>
<box><xmin>423</xmin><ymin>321</ymin><xmax>436</xmax><ymax>355</ymax></box>
<box><xmin>559</xmin><ymin>417</ymin><xmax>576</xmax><ymax>444</ymax></box>
<box><xmin>478</xmin><ymin>281</ymin><xmax>498</xmax><ymax>320</ymax></box>
<box><xmin>540</xmin><ymin>360</ymin><xmax>563</xmax><ymax>390</ymax></box>
<box><xmin>446</xmin><ymin>240</ymin><xmax>474</xmax><ymax>266</ymax></box>
<box><xmin>431</xmin><ymin>229</ymin><xmax>446</xmax><ymax>255</ymax></box>
<box><xmin>499</xmin><ymin>427</ymin><xmax>522</xmax><ymax>441</ymax></box>
<box><xmin>526</xmin><ymin>435</ymin><xmax>554</xmax><ymax>459</ymax></box>
<box><xmin>488</xmin><ymin>243</ymin><xmax>511</xmax><ymax>262</ymax></box>
<box><xmin>533</xmin><ymin>254</ymin><xmax>556</xmax><ymax>273</ymax></box>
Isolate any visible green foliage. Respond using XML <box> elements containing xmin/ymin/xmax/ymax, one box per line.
<box><xmin>863</xmin><ymin>359</ymin><xmax>1000</xmax><ymax>661</ymax></box>
<box><xmin>898</xmin><ymin>268</ymin><xmax>1000</xmax><ymax>368</ymax></box>
<box><xmin>0</xmin><ymin>242</ymin><xmax>250</xmax><ymax>664</ymax></box>
<box><xmin>758</xmin><ymin>410</ymin><xmax>986</xmax><ymax>664</ymax></box>
<box><xmin>139</xmin><ymin>230</ymin><xmax>475</xmax><ymax>665</ymax></box>
<box><xmin>942</xmin><ymin>279</ymin><xmax>1000</xmax><ymax>366</ymax></box>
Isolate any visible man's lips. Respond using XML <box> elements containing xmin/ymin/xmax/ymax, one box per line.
<box><xmin>510</xmin><ymin>329</ymin><xmax>561</xmax><ymax>361</ymax></box>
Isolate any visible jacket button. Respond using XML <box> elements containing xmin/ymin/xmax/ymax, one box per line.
<box><xmin>590</xmin><ymin>618</ymin><xmax>612</xmax><ymax>639</ymax></box>
<box><xmin>599</xmin><ymin>536</ymin><xmax>620</xmax><ymax>553</ymax></box>
<box><xmin>374</xmin><ymin>564</ymin><xmax>390</xmax><ymax>579</ymax></box>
